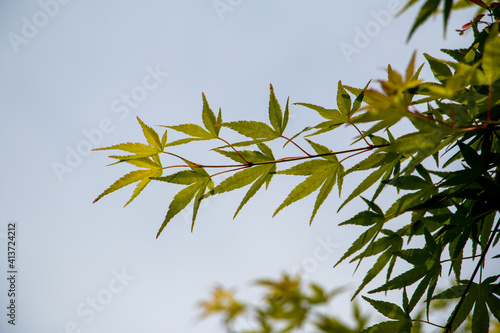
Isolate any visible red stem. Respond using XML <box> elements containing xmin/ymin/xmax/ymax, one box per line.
<box><xmin>339</xmin><ymin>148</ymin><xmax>371</xmax><ymax>164</ymax></box>
<box><xmin>281</xmin><ymin>135</ymin><xmax>312</xmax><ymax>156</ymax></box>
<box><xmin>217</xmin><ymin>137</ymin><xmax>251</xmax><ymax>164</ymax></box>
<box><xmin>350</xmin><ymin>122</ymin><xmax>372</xmax><ymax>146</ymax></box>
<box><xmin>210</xmin><ymin>165</ymin><xmax>250</xmax><ymax>178</ymax></box>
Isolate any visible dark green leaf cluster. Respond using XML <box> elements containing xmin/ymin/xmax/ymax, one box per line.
<box><xmin>94</xmin><ymin>2</ymin><xmax>500</xmax><ymax>332</ymax></box>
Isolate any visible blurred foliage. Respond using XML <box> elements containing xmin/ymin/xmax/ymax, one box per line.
<box><xmin>95</xmin><ymin>0</ymin><xmax>500</xmax><ymax>332</ymax></box>
<box><xmin>198</xmin><ymin>274</ymin><xmax>500</xmax><ymax>333</ymax></box>
<box><xmin>199</xmin><ymin>274</ymin><xmax>368</xmax><ymax>333</ymax></box>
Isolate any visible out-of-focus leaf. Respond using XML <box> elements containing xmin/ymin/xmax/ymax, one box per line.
<box><xmin>424</xmin><ymin>53</ymin><xmax>453</xmax><ymax>83</ymax></box>
<box><xmin>481</xmin><ymin>23</ymin><xmax>500</xmax><ymax>84</ymax></box>
<box><xmin>407</xmin><ymin>0</ymin><xmax>441</xmax><ymax>41</ymax></box>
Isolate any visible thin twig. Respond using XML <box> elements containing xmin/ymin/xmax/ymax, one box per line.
<box><xmin>280</xmin><ymin>135</ymin><xmax>312</xmax><ymax>156</ymax></box>
<box><xmin>440</xmin><ymin>255</ymin><xmax>481</xmax><ymax>263</ymax></box>
<box><xmin>210</xmin><ymin>165</ymin><xmax>250</xmax><ymax>178</ymax></box>
<box><xmin>339</xmin><ymin>148</ymin><xmax>371</xmax><ymax>164</ymax></box>
<box><xmin>349</xmin><ymin>122</ymin><xmax>372</xmax><ymax>146</ymax></box>
<box><xmin>412</xmin><ymin>319</ymin><xmax>445</xmax><ymax>329</ymax></box>
<box><xmin>218</xmin><ymin>137</ymin><xmax>251</xmax><ymax>164</ymax></box>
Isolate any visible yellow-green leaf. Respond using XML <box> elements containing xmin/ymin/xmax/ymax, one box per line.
<box><xmin>125</xmin><ymin>169</ymin><xmax>162</xmax><ymax>206</ymax></box>
<box><xmin>93</xmin><ymin>142</ymin><xmax>159</xmax><ymax>154</ymax></box>
<box><xmin>223</xmin><ymin>121</ymin><xmax>278</xmax><ymax>140</ymax></box>
<box><xmin>137</xmin><ymin>117</ymin><xmax>162</xmax><ymax>150</ymax></box>
<box><xmin>156</xmin><ymin>183</ymin><xmax>201</xmax><ymax>238</ymax></box>
<box><xmin>202</xmin><ymin>93</ymin><xmax>218</xmax><ymax>137</ymax></box>
<box><xmin>482</xmin><ymin>23</ymin><xmax>500</xmax><ymax>85</ymax></box>
<box><xmin>269</xmin><ymin>84</ymin><xmax>284</xmax><ymax>134</ymax></box>
<box><xmin>167</xmin><ymin>123</ymin><xmax>214</xmax><ymax>139</ymax></box>
<box><xmin>233</xmin><ymin>168</ymin><xmax>275</xmax><ymax>218</ymax></box>
<box><xmin>337</xmin><ymin>80</ymin><xmax>351</xmax><ymax>115</ymax></box>
<box><xmin>93</xmin><ymin>168</ymin><xmax>160</xmax><ymax>204</ymax></box>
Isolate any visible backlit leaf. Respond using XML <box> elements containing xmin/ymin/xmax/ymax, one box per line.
<box><xmin>482</xmin><ymin>23</ymin><xmax>500</xmax><ymax>84</ymax></box>
<box><xmin>223</xmin><ymin>121</ymin><xmax>278</xmax><ymax>140</ymax></box>
<box><xmin>337</xmin><ymin>81</ymin><xmax>352</xmax><ymax>115</ymax></box>
<box><xmin>362</xmin><ymin>297</ymin><xmax>408</xmax><ymax>321</ymax></box>
<box><xmin>93</xmin><ymin>142</ymin><xmax>159</xmax><ymax>154</ymax></box>
<box><xmin>295</xmin><ymin>103</ymin><xmax>347</xmax><ymax>123</ymax></box>
<box><xmin>166</xmin><ymin>124</ymin><xmax>214</xmax><ymax>139</ymax></box>
<box><xmin>269</xmin><ymin>84</ymin><xmax>284</xmax><ymax>134</ymax></box>
<box><xmin>94</xmin><ymin>168</ymin><xmax>161</xmax><ymax>204</ymax></box>
<box><xmin>407</xmin><ymin>0</ymin><xmax>440</xmax><ymax>41</ymax></box>
<box><xmin>202</xmin><ymin>93</ymin><xmax>218</xmax><ymax>137</ymax></box>
<box><xmin>156</xmin><ymin>183</ymin><xmax>201</xmax><ymax>238</ymax></box>
<box><xmin>137</xmin><ymin>117</ymin><xmax>162</xmax><ymax>150</ymax></box>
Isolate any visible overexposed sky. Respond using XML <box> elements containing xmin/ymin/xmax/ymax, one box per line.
<box><xmin>0</xmin><ymin>1</ymin><xmax>480</xmax><ymax>332</ymax></box>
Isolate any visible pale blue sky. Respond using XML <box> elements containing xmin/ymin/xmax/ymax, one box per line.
<box><xmin>0</xmin><ymin>1</ymin><xmax>481</xmax><ymax>332</ymax></box>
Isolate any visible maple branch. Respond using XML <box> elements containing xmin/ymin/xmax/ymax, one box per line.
<box><xmin>164</xmin><ymin>151</ymin><xmax>198</xmax><ymax>165</ymax></box>
<box><xmin>160</xmin><ymin>144</ymin><xmax>388</xmax><ymax>171</ymax></box>
<box><xmin>210</xmin><ymin>165</ymin><xmax>251</xmax><ymax>178</ymax></box>
<box><xmin>440</xmin><ymin>255</ymin><xmax>481</xmax><ymax>263</ymax></box>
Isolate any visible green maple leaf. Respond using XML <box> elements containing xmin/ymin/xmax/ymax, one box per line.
<box><xmin>165</xmin><ymin>93</ymin><xmax>222</xmax><ymax>146</ymax></box>
<box><xmin>361</xmin><ymin>297</ymin><xmax>412</xmax><ymax>333</ymax></box>
<box><xmin>369</xmin><ymin>229</ymin><xmax>442</xmax><ymax>317</ymax></box>
<box><xmin>433</xmin><ymin>275</ymin><xmax>500</xmax><ymax>333</ymax></box>
<box><xmin>93</xmin><ymin>156</ymin><xmax>163</xmax><ymax>206</ymax></box>
<box><xmin>273</xmin><ymin>140</ymin><xmax>342</xmax><ymax>224</ymax></box>
<box><xmin>153</xmin><ymin>167</ymin><xmax>213</xmax><ymax>236</ymax></box>
<box><xmin>211</xmin><ymin>144</ymin><xmax>276</xmax><ymax>218</ymax></box>
<box><xmin>93</xmin><ymin>117</ymin><xmax>165</xmax><ymax>205</ymax></box>
<box><xmin>223</xmin><ymin>84</ymin><xmax>289</xmax><ymax>145</ymax></box>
